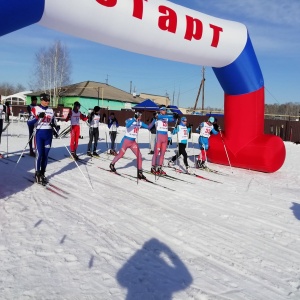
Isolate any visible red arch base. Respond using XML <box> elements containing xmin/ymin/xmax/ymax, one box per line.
<box><xmin>208</xmin><ymin>87</ymin><xmax>286</xmax><ymax>173</ymax></box>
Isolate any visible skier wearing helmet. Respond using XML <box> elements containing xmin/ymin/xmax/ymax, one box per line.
<box><xmin>196</xmin><ymin>116</ymin><xmax>219</xmax><ymax>169</ymax></box>
<box><xmin>109</xmin><ymin>111</ymin><xmax>151</xmax><ymax>180</ymax></box>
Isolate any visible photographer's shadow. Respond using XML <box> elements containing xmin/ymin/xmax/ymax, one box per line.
<box><xmin>117</xmin><ymin>238</ymin><xmax>193</xmax><ymax>300</ymax></box>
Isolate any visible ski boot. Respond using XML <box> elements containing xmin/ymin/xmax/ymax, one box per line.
<box><xmin>71</xmin><ymin>152</ymin><xmax>79</xmax><ymax>160</ymax></box>
<box><xmin>35</xmin><ymin>171</ymin><xmax>42</xmax><ymax>184</ymax></box>
<box><xmin>138</xmin><ymin>170</ymin><xmax>146</xmax><ymax>180</ymax></box>
<box><xmin>157</xmin><ymin>166</ymin><xmax>166</xmax><ymax>176</ymax></box>
<box><xmin>168</xmin><ymin>160</ymin><xmax>174</xmax><ymax>167</ymax></box>
<box><xmin>109</xmin><ymin>163</ymin><xmax>116</xmax><ymax>172</ymax></box>
<box><xmin>93</xmin><ymin>151</ymin><xmax>99</xmax><ymax>157</ymax></box>
<box><xmin>87</xmin><ymin>151</ymin><xmax>93</xmax><ymax>157</ymax></box>
<box><xmin>40</xmin><ymin>172</ymin><xmax>48</xmax><ymax>185</ymax></box>
<box><xmin>151</xmin><ymin>166</ymin><xmax>157</xmax><ymax>175</ymax></box>
<box><xmin>29</xmin><ymin>149</ymin><xmax>36</xmax><ymax>157</ymax></box>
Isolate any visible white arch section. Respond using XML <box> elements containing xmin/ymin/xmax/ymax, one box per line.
<box><xmin>40</xmin><ymin>0</ymin><xmax>247</xmax><ymax>68</ymax></box>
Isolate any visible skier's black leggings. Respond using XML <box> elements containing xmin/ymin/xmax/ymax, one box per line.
<box><xmin>171</xmin><ymin>143</ymin><xmax>188</xmax><ymax>166</ymax></box>
<box><xmin>88</xmin><ymin>128</ymin><xmax>99</xmax><ymax>152</ymax></box>
<box><xmin>109</xmin><ymin>131</ymin><xmax>117</xmax><ymax>150</ymax></box>
<box><xmin>0</xmin><ymin>119</ymin><xmax>3</xmax><ymax>143</ymax></box>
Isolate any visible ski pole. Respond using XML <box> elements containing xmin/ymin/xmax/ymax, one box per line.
<box><xmin>12</xmin><ymin>123</ymin><xmax>39</xmax><ymax>172</ymax></box>
<box><xmin>175</xmin><ymin>118</ymin><xmax>180</xmax><ymax>169</ymax></box>
<box><xmin>6</xmin><ymin>121</ymin><xmax>8</xmax><ymax>157</ymax></box>
<box><xmin>105</xmin><ymin>131</ymin><xmax>109</xmax><ymax>156</ymax></box>
<box><xmin>136</xmin><ymin>127</ymin><xmax>139</xmax><ymax>185</ymax></box>
<box><xmin>219</xmin><ymin>129</ymin><xmax>233</xmax><ymax>174</ymax></box>
<box><xmin>53</xmin><ymin>126</ymin><xmax>94</xmax><ymax>190</ymax></box>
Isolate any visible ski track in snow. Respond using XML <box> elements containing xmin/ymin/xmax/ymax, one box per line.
<box><xmin>0</xmin><ymin>122</ymin><xmax>300</xmax><ymax>299</ymax></box>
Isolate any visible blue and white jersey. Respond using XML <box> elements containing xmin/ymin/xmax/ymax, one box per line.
<box><xmin>28</xmin><ymin>105</ymin><xmax>56</xmax><ymax>130</ymax></box>
<box><xmin>124</xmin><ymin>118</ymin><xmax>149</xmax><ymax>140</ymax></box>
<box><xmin>173</xmin><ymin>124</ymin><xmax>190</xmax><ymax>144</ymax></box>
<box><xmin>155</xmin><ymin>114</ymin><xmax>175</xmax><ymax>135</ymax></box>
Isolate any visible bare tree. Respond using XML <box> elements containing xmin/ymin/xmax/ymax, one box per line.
<box><xmin>0</xmin><ymin>82</ymin><xmax>26</xmax><ymax>96</ymax></box>
<box><xmin>30</xmin><ymin>40</ymin><xmax>72</xmax><ymax>107</ymax></box>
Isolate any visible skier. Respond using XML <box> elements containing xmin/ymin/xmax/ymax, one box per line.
<box><xmin>107</xmin><ymin>112</ymin><xmax>119</xmax><ymax>155</ymax></box>
<box><xmin>4</xmin><ymin>101</ymin><xmax>11</xmax><ymax>123</ymax></box>
<box><xmin>151</xmin><ymin>106</ymin><xmax>178</xmax><ymax>175</ymax></box>
<box><xmin>168</xmin><ymin>116</ymin><xmax>191</xmax><ymax>172</ymax></box>
<box><xmin>65</xmin><ymin>101</ymin><xmax>88</xmax><ymax>160</ymax></box>
<box><xmin>196</xmin><ymin>116</ymin><xmax>219</xmax><ymax>169</ymax></box>
<box><xmin>87</xmin><ymin>106</ymin><xmax>101</xmax><ymax>157</ymax></box>
<box><xmin>26</xmin><ymin>96</ymin><xmax>38</xmax><ymax>157</ymax></box>
<box><xmin>109</xmin><ymin>112</ymin><xmax>149</xmax><ymax>179</ymax></box>
<box><xmin>27</xmin><ymin>93</ymin><xmax>58</xmax><ymax>184</ymax></box>
<box><xmin>0</xmin><ymin>97</ymin><xmax>5</xmax><ymax>158</ymax></box>
<box><xmin>148</xmin><ymin>112</ymin><xmax>157</xmax><ymax>154</ymax></box>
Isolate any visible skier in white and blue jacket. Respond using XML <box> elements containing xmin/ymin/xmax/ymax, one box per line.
<box><xmin>27</xmin><ymin>93</ymin><xmax>58</xmax><ymax>184</ymax></box>
<box><xmin>109</xmin><ymin>112</ymin><xmax>151</xmax><ymax>179</ymax></box>
<box><xmin>196</xmin><ymin>116</ymin><xmax>219</xmax><ymax>168</ymax></box>
<box><xmin>168</xmin><ymin>116</ymin><xmax>191</xmax><ymax>171</ymax></box>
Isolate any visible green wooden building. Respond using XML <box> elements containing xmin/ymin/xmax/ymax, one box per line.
<box><xmin>26</xmin><ymin>81</ymin><xmax>144</xmax><ymax>114</ymax></box>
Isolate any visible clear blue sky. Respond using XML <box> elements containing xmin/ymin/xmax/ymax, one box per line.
<box><xmin>0</xmin><ymin>0</ymin><xmax>299</xmax><ymax>109</ymax></box>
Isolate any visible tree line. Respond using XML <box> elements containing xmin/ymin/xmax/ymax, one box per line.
<box><xmin>1</xmin><ymin>40</ymin><xmax>71</xmax><ymax>108</ymax></box>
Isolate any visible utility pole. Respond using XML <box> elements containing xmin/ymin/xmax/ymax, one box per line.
<box><xmin>201</xmin><ymin>67</ymin><xmax>205</xmax><ymax>112</ymax></box>
<box><xmin>193</xmin><ymin>66</ymin><xmax>205</xmax><ymax>113</ymax></box>
<box><xmin>130</xmin><ymin>81</ymin><xmax>132</xmax><ymax>94</ymax></box>
<box><xmin>105</xmin><ymin>74</ymin><xmax>109</xmax><ymax>85</ymax></box>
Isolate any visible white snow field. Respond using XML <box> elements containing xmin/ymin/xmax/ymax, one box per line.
<box><xmin>0</xmin><ymin>119</ymin><xmax>300</xmax><ymax>300</ymax></box>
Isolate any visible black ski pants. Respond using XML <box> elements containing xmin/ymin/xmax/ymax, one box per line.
<box><xmin>171</xmin><ymin>143</ymin><xmax>188</xmax><ymax>167</ymax></box>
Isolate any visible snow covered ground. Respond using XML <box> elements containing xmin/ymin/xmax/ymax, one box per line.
<box><xmin>1</xmin><ymin>119</ymin><xmax>300</xmax><ymax>300</ymax></box>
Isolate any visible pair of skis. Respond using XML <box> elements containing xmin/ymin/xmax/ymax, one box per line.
<box><xmin>97</xmin><ymin>166</ymin><xmax>175</xmax><ymax>191</ymax></box>
<box><xmin>24</xmin><ymin>177</ymin><xmax>70</xmax><ymax>199</ymax></box>
<box><xmin>168</xmin><ymin>166</ymin><xmax>223</xmax><ymax>184</ymax></box>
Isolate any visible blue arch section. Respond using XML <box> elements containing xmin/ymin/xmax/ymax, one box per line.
<box><xmin>213</xmin><ymin>33</ymin><xmax>264</xmax><ymax>95</ymax></box>
<box><xmin>0</xmin><ymin>0</ymin><xmax>44</xmax><ymax>37</ymax></box>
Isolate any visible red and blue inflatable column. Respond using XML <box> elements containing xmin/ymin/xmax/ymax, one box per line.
<box><xmin>210</xmin><ymin>33</ymin><xmax>285</xmax><ymax>172</ymax></box>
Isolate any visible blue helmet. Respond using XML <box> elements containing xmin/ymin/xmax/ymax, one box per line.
<box><xmin>181</xmin><ymin>117</ymin><xmax>187</xmax><ymax>122</ymax></box>
<box><xmin>208</xmin><ymin>117</ymin><xmax>215</xmax><ymax>123</ymax></box>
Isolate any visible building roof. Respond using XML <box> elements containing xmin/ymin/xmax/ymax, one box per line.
<box><xmin>29</xmin><ymin>81</ymin><xmax>144</xmax><ymax>104</ymax></box>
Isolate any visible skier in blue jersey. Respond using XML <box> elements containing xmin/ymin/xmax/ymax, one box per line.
<box><xmin>27</xmin><ymin>93</ymin><xmax>58</xmax><ymax>185</ymax></box>
<box><xmin>109</xmin><ymin>112</ymin><xmax>150</xmax><ymax>179</ymax></box>
<box><xmin>168</xmin><ymin>116</ymin><xmax>191</xmax><ymax>172</ymax></box>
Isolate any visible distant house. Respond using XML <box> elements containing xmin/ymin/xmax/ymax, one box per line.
<box><xmin>139</xmin><ymin>92</ymin><xmax>170</xmax><ymax>107</ymax></box>
<box><xmin>26</xmin><ymin>81</ymin><xmax>144</xmax><ymax>114</ymax></box>
<box><xmin>3</xmin><ymin>91</ymin><xmax>32</xmax><ymax>105</ymax></box>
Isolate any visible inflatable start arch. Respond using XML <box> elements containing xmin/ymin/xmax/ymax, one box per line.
<box><xmin>0</xmin><ymin>0</ymin><xmax>286</xmax><ymax>172</ymax></box>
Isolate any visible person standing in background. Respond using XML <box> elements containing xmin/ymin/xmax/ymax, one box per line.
<box><xmin>108</xmin><ymin>112</ymin><xmax>119</xmax><ymax>155</ymax></box>
<box><xmin>87</xmin><ymin>106</ymin><xmax>101</xmax><ymax>157</ymax></box>
<box><xmin>27</xmin><ymin>96</ymin><xmax>38</xmax><ymax>157</ymax></box>
<box><xmin>4</xmin><ymin>101</ymin><xmax>10</xmax><ymax>123</ymax></box>
<box><xmin>148</xmin><ymin>112</ymin><xmax>157</xmax><ymax>154</ymax></box>
<box><xmin>0</xmin><ymin>96</ymin><xmax>4</xmax><ymax>158</ymax></box>
<box><xmin>65</xmin><ymin>101</ymin><xmax>88</xmax><ymax>160</ymax></box>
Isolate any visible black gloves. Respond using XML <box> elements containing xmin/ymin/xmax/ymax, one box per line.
<box><xmin>173</xmin><ymin>112</ymin><xmax>179</xmax><ymax>119</ymax></box>
<box><xmin>38</xmin><ymin>112</ymin><xmax>45</xmax><ymax>118</ymax></box>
